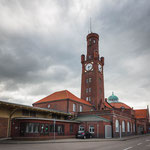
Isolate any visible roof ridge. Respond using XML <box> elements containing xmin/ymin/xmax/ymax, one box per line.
<box><xmin>65</xmin><ymin>90</ymin><xmax>69</xmax><ymax>98</ymax></box>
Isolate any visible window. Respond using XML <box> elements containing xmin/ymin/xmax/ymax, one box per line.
<box><xmin>89</xmin><ymin>78</ymin><xmax>92</xmax><ymax>82</ymax></box>
<box><xmin>40</xmin><ymin>124</ymin><xmax>44</xmax><ymax>133</ymax></box>
<box><xmin>86</xmin><ymin>79</ymin><xmax>88</xmax><ymax>83</ymax></box>
<box><xmin>131</xmin><ymin>123</ymin><xmax>132</xmax><ymax>132</ymax></box>
<box><xmin>86</xmin><ymin>97</ymin><xmax>88</xmax><ymax>101</ymax></box>
<box><xmin>80</xmin><ymin>106</ymin><xmax>83</xmax><ymax>112</ymax></box>
<box><xmin>122</xmin><ymin>121</ymin><xmax>125</xmax><ymax>132</ymax></box>
<box><xmin>127</xmin><ymin>122</ymin><xmax>130</xmax><ymax>132</ymax></box>
<box><xmin>89</xmin><ymin>55</ymin><xmax>91</xmax><ymax>59</ymax></box>
<box><xmin>50</xmin><ymin>124</ymin><xmax>54</xmax><ymax>132</ymax></box>
<box><xmin>57</xmin><ymin>125</ymin><xmax>64</xmax><ymax>135</ymax></box>
<box><xmin>73</xmin><ymin>104</ymin><xmax>76</xmax><ymax>112</ymax></box>
<box><xmin>89</xmin><ymin>126</ymin><xmax>94</xmax><ymax>133</ymax></box>
<box><xmin>89</xmin><ymin>88</ymin><xmax>91</xmax><ymax>92</ymax></box>
<box><xmin>70</xmin><ymin>124</ymin><xmax>73</xmax><ymax>133</ymax></box>
<box><xmin>28</xmin><ymin>123</ymin><xmax>33</xmax><ymax>133</ymax></box>
<box><xmin>45</xmin><ymin>124</ymin><xmax>49</xmax><ymax>133</ymax></box>
<box><xmin>25</xmin><ymin>123</ymin><xmax>39</xmax><ymax>133</ymax></box>
<box><xmin>86</xmin><ymin>88</ymin><xmax>88</xmax><ymax>93</ymax></box>
<box><xmin>115</xmin><ymin>120</ymin><xmax>119</xmax><ymax>132</ymax></box>
<box><xmin>86</xmin><ymin>78</ymin><xmax>92</xmax><ymax>83</ymax></box>
<box><xmin>22</xmin><ymin>109</ymin><xmax>36</xmax><ymax>117</ymax></box>
<box><xmin>79</xmin><ymin>125</ymin><xmax>84</xmax><ymax>131</ymax></box>
<box><xmin>33</xmin><ymin>123</ymin><xmax>39</xmax><ymax>133</ymax></box>
<box><xmin>93</xmin><ymin>40</ymin><xmax>96</xmax><ymax>43</ymax></box>
<box><xmin>22</xmin><ymin>109</ymin><xmax>29</xmax><ymax>116</ymax></box>
<box><xmin>30</xmin><ymin>111</ymin><xmax>36</xmax><ymax>117</ymax></box>
<box><xmin>89</xmin><ymin>97</ymin><xmax>91</xmax><ymax>102</ymax></box>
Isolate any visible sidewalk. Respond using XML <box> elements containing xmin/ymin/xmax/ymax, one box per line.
<box><xmin>0</xmin><ymin>134</ymin><xmax>150</xmax><ymax>144</ymax></box>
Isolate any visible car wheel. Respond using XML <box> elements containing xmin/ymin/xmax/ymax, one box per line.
<box><xmin>83</xmin><ymin>136</ymin><xmax>86</xmax><ymax>139</ymax></box>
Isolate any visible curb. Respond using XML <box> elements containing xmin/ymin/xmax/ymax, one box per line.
<box><xmin>0</xmin><ymin>134</ymin><xmax>149</xmax><ymax>144</ymax></box>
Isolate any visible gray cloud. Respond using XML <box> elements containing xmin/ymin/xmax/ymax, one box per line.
<box><xmin>0</xmin><ymin>0</ymin><xmax>150</xmax><ymax>109</ymax></box>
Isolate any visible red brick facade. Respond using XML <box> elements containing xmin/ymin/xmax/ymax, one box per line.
<box><xmin>81</xmin><ymin>33</ymin><xmax>105</xmax><ymax>110</ymax></box>
<box><xmin>33</xmin><ymin>99</ymin><xmax>92</xmax><ymax>114</ymax></box>
<box><xmin>11</xmin><ymin>118</ymin><xmax>79</xmax><ymax>140</ymax></box>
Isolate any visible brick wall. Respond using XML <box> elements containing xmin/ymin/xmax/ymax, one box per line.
<box><xmin>0</xmin><ymin>117</ymin><xmax>8</xmax><ymax>138</ymax></box>
<box><xmin>33</xmin><ymin>99</ymin><xmax>93</xmax><ymax>114</ymax></box>
<box><xmin>11</xmin><ymin>118</ymin><xmax>79</xmax><ymax>139</ymax></box>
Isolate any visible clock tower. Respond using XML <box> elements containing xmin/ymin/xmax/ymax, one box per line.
<box><xmin>81</xmin><ymin>32</ymin><xmax>105</xmax><ymax>110</ymax></box>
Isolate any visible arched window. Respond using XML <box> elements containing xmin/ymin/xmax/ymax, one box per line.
<box><xmin>131</xmin><ymin>123</ymin><xmax>132</xmax><ymax>132</ymax></box>
<box><xmin>122</xmin><ymin>121</ymin><xmax>125</xmax><ymax>132</ymax></box>
<box><xmin>73</xmin><ymin>104</ymin><xmax>76</xmax><ymax>112</ymax></box>
<box><xmin>115</xmin><ymin>120</ymin><xmax>119</xmax><ymax>132</ymax></box>
<box><xmin>127</xmin><ymin>122</ymin><xmax>130</xmax><ymax>132</ymax></box>
<box><xmin>80</xmin><ymin>106</ymin><xmax>83</xmax><ymax>112</ymax></box>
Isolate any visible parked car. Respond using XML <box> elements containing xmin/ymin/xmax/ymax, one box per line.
<box><xmin>76</xmin><ymin>131</ymin><xmax>93</xmax><ymax>139</ymax></box>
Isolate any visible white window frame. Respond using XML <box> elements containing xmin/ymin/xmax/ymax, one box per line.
<box><xmin>89</xmin><ymin>97</ymin><xmax>91</xmax><ymax>102</ymax></box>
<box><xmin>89</xmin><ymin>78</ymin><xmax>92</xmax><ymax>82</ymax></box>
<box><xmin>86</xmin><ymin>97</ymin><xmax>88</xmax><ymax>101</ymax></box>
<box><xmin>73</xmin><ymin>104</ymin><xmax>76</xmax><ymax>112</ymax></box>
<box><xmin>115</xmin><ymin>120</ymin><xmax>119</xmax><ymax>132</ymax></box>
<box><xmin>86</xmin><ymin>79</ymin><xmax>88</xmax><ymax>83</ymax></box>
<box><xmin>122</xmin><ymin>121</ymin><xmax>125</xmax><ymax>132</ymax></box>
<box><xmin>89</xmin><ymin>126</ymin><xmax>94</xmax><ymax>133</ymax></box>
<box><xmin>89</xmin><ymin>55</ymin><xmax>91</xmax><ymax>59</ymax></box>
<box><xmin>80</xmin><ymin>105</ymin><xmax>83</xmax><ymax>112</ymax></box>
<box><xmin>86</xmin><ymin>88</ymin><xmax>88</xmax><ymax>93</ymax></box>
<box><xmin>79</xmin><ymin>125</ymin><xmax>84</xmax><ymax>131</ymax></box>
<box><xmin>89</xmin><ymin>88</ymin><xmax>91</xmax><ymax>92</ymax></box>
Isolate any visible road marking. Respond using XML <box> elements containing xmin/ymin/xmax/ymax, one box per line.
<box><xmin>137</xmin><ymin>143</ymin><xmax>142</xmax><ymax>145</ymax></box>
<box><xmin>123</xmin><ymin>147</ymin><xmax>133</xmax><ymax>150</ymax></box>
<box><xmin>146</xmin><ymin>139</ymin><xmax>150</xmax><ymax>142</ymax></box>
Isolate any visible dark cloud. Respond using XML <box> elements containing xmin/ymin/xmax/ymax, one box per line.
<box><xmin>0</xmin><ymin>0</ymin><xmax>149</xmax><ymax>108</ymax></box>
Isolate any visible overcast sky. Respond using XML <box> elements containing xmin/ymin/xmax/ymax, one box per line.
<box><xmin>0</xmin><ymin>0</ymin><xmax>150</xmax><ymax>109</ymax></box>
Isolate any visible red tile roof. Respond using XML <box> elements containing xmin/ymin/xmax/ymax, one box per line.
<box><xmin>33</xmin><ymin>90</ymin><xmax>92</xmax><ymax>106</ymax></box>
<box><xmin>134</xmin><ymin>109</ymin><xmax>147</xmax><ymax>119</ymax></box>
<box><xmin>110</xmin><ymin>102</ymin><xmax>131</xmax><ymax>109</ymax></box>
<box><xmin>104</xmin><ymin>101</ymin><xmax>113</xmax><ymax>109</ymax></box>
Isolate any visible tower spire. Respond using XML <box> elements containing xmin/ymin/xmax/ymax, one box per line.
<box><xmin>90</xmin><ymin>17</ymin><xmax>92</xmax><ymax>33</ymax></box>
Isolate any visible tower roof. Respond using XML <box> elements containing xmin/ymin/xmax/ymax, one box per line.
<box><xmin>110</xmin><ymin>102</ymin><xmax>131</xmax><ymax>109</ymax></box>
<box><xmin>33</xmin><ymin>90</ymin><xmax>92</xmax><ymax>106</ymax></box>
<box><xmin>107</xmin><ymin>92</ymin><xmax>119</xmax><ymax>103</ymax></box>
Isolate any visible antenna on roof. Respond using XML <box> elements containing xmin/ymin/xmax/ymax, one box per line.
<box><xmin>90</xmin><ymin>17</ymin><xmax>92</xmax><ymax>33</ymax></box>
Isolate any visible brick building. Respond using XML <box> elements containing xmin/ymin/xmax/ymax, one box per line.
<box><xmin>0</xmin><ymin>32</ymin><xmax>149</xmax><ymax>139</ymax></box>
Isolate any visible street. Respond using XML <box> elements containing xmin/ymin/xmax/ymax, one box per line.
<box><xmin>0</xmin><ymin>135</ymin><xmax>150</xmax><ymax>150</ymax></box>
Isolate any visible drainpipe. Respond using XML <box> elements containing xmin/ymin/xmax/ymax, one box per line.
<box><xmin>97</xmin><ymin>123</ymin><xmax>99</xmax><ymax>138</ymax></box>
<box><xmin>54</xmin><ymin>119</ymin><xmax>56</xmax><ymax>141</ymax></box>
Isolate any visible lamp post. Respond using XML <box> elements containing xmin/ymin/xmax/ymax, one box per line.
<box><xmin>54</xmin><ymin>119</ymin><xmax>56</xmax><ymax>141</ymax></box>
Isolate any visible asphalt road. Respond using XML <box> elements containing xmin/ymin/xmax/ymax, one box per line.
<box><xmin>0</xmin><ymin>136</ymin><xmax>150</xmax><ymax>150</ymax></box>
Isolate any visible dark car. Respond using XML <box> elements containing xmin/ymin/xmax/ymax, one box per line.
<box><xmin>76</xmin><ymin>131</ymin><xmax>93</xmax><ymax>139</ymax></box>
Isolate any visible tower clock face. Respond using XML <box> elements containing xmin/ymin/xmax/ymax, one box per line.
<box><xmin>85</xmin><ymin>63</ymin><xmax>93</xmax><ymax>71</ymax></box>
<box><xmin>98</xmin><ymin>64</ymin><xmax>102</xmax><ymax>72</ymax></box>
